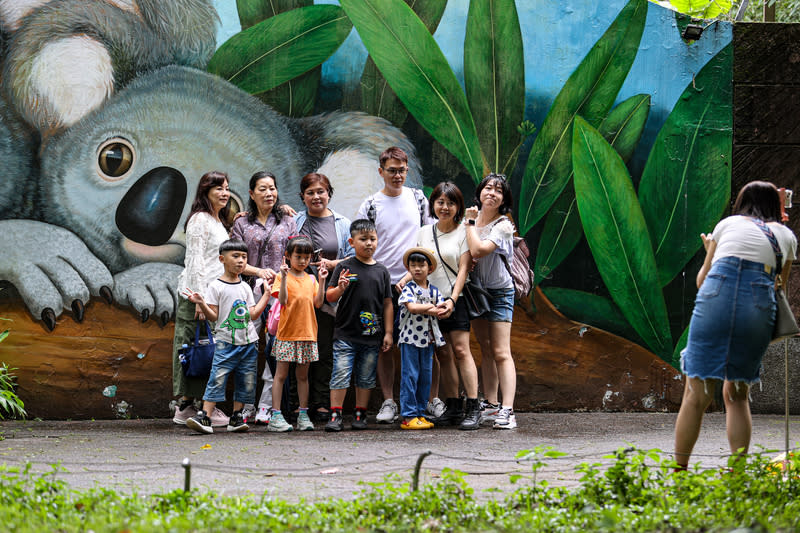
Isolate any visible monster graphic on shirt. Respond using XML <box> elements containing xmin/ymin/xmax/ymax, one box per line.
<box><xmin>359</xmin><ymin>311</ymin><xmax>380</xmax><ymax>336</ymax></box>
<box><xmin>220</xmin><ymin>299</ymin><xmax>251</xmax><ymax>341</ymax></box>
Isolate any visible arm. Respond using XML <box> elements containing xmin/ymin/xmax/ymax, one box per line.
<box><xmin>381</xmin><ymin>296</ymin><xmax>393</xmax><ymax>352</ymax></box>
<box><xmin>185</xmin><ymin>290</ymin><xmax>219</xmax><ymax>322</ymax></box>
<box><xmin>278</xmin><ymin>263</ymin><xmax>289</xmax><ymax>306</ymax></box>
<box><xmin>314</xmin><ymin>265</ymin><xmax>328</xmax><ymax>308</ymax></box>
<box><xmin>396</xmin><ymin>271</ymin><xmax>412</xmax><ymax>293</ymax></box>
<box><xmin>326</xmin><ymin>268</ymin><xmax>350</xmax><ymax>303</ymax></box>
<box><xmin>463</xmin><ymin>207</ymin><xmax>498</xmax><ymax>258</ymax></box>
<box><xmin>405</xmin><ymin>302</ymin><xmax>438</xmax><ymax>315</ymax></box>
<box><xmin>250</xmin><ymin>286</ymin><xmax>270</xmax><ymax>318</ymax></box>
<box><xmin>696</xmin><ymin>234</ymin><xmax>717</xmax><ymax>289</ymax></box>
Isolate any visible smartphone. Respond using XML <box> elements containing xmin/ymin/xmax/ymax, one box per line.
<box><xmin>312</xmin><ymin>248</ymin><xmax>323</xmax><ymax>262</ymax></box>
<box><xmin>784</xmin><ymin>189</ymin><xmax>793</xmax><ymax>209</ymax></box>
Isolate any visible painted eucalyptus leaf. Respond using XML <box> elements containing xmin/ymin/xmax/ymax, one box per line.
<box><xmin>236</xmin><ymin>0</ymin><xmax>312</xmax><ymax>30</ymax></box>
<box><xmin>360</xmin><ymin>0</ymin><xmax>447</xmax><ymax>127</ymax></box>
<box><xmin>534</xmin><ymin>94</ymin><xmax>650</xmax><ymax>286</ymax></box>
<box><xmin>671</xmin><ymin>325</ymin><xmax>689</xmax><ymax>368</ymax></box>
<box><xmin>207</xmin><ymin>5</ymin><xmax>352</xmax><ymax>96</ymax></box>
<box><xmin>542</xmin><ymin>286</ymin><xmax>645</xmax><ymax>345</ymax></box>
<box><xmin>341</xmin><ymin>0</ymin><xmax>483</xmax><ymax>182</ymax></box>
<box><xmin>572</xmin><ymin>116</ymin><xmax>672</xmax><ymax>357</ymax></box>
<box><xmin>464</xmin><ymin>0</ymin><xmax>525</xmax><ymax>175</ymax></box>
<box><xmin>518</xmin><ymin>0</ymin><xmax>647</xmax><ymax>235</ymax></box>
<box><xmin>639</xmin><ymin>44</ymin><xmax>732</xmax><ymax>287</ymax></box>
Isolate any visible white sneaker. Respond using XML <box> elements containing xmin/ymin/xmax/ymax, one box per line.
<box><xmin>254</xmin><ymin>406</ymin><xmax>271</xmax><ymax>424</ymax></box>
<box><xmin>480</xmin><ymin>401</ymin><xmax>501</xmax><ymax>425</ymax></box>
<box><xmin>209</xmin><ymin>407</ymin><xmax>229</xmax><ymax>427</ymax></box>
<box><xmin>376</xmin><ymin>399</ymin><xmax>399</xmax><ymax>423</ymax></box>
<box><xmin>241</xmin><ymin>403</ymin><xmax>256</xmax><ymax>423</ymax></box>
<box><xmin>426</xmin><ymin>397</ymin><xmax>446</xmax><ymax>418</ymax></box>
<box><xmin>492</xmin><ymin>407</ymin><xmax>517</xmax><ymax>430</ymax></box>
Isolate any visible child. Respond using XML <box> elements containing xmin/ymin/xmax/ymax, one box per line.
<box><xmin>267</xmin><ymin>235</ymin><xmax>328</xmax><ymax>432</ymax></box>
<box><xmin>183</xmin><ymin>239</ymin><xmax>270</xmax><ymax>434</ymax></box>
<box><xmin>397</xmin><ymin>248</ymin><xmax>446</xmax><ymax>430</ymax></box>
<box><xmin>324</xmin><ymin>219</ymin><xmax>393</xmax><ymax>432</ymax></box>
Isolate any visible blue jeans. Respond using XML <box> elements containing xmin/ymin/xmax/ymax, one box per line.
<box><xmin>474</xmin><ymin>287</ymin><xmax>515</xmax><ymax>323</ymax></box>
<box><xmin>330</xmin><ymin>339</ymin><xmax>379</xmax><ymax>390</ymax></box>
<box><xmin>399</xmin><ymin>343</ymin><xmax>434</xmax><ymax>418</ymax></box>
<box><xmin>203</xmin><ymin>341</ymin><xmax>258</xmax><ymax>404</ymax></box>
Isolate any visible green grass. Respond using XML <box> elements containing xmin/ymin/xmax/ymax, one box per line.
<box><xmin>1</xmin><ymin>448</ymin><xmax>799</xmax><ymax>532</ymax></box>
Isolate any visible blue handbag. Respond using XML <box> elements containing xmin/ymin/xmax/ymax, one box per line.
<box><xmin>178</xmin><ymin>321</ymin><xmax>215</xmax><ymax>378</ymax></box>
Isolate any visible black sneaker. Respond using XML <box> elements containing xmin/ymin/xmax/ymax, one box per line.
<box><xmin>227</xmin><ymin>410</ymin><xmax>250</xmax><ymax>433</ymax></box>
<box><xmin>351</xmin><ymin>409</ymin><xmax>367</xmax><ymax>430</ymax></box>
<box><xmin>325</xmin><ymin>410</ymin><xmax>344</xmax><ymax>432</ymax></box>
<box><xmin>186</xmin><ymin>410</ymin><xmax>213</xmax><ymax>434</ymax></box>
<box><xmin>459</xmin><ymin>398</ymin><xmax>482</xmax><ymax>430</ymax></box>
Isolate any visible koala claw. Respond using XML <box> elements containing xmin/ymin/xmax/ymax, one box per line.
<box><xmin>113</xmin><ymin>263</ymin><xmax>182</xmax><ymax>320</ymax></box>
<box><xmin>100</xmin><ymin>286</ymin><xmax>114</xmax><ymax>304</ymax></box>
<box><xmin>71</xmin><ymin>300</ymin><xmax>85</xmax><ymax>323</ymax></box>
<box><xmin>159</xmin><ymin>311</ymin><xmax>171</xmax><ymax>327</ymax></box>
<box><xmin>41</xmin><ymin>309</ymin><xmax>57</xmax><ymax>332</ymax></box>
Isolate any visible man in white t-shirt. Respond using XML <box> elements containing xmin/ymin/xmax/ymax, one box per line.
<box><xmin>356</xmin><ymin>146</ymin><xmax>434</xmax><ymax>423</ymax></box>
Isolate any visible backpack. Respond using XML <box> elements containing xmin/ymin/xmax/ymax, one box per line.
<box><xmin>366</xmin><ymin>188</ymin><xmax>426</xmax><ymax>226</ymax></box>
<box><xmin>498</xmin><ymin>228</ymin><xmax>535</xmax><ymax>301</ymax></box>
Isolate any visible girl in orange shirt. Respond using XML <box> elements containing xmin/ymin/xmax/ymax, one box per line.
<box><xmin>268</xmin><ymin>236</ymin><xmax>328</xmax><ymax>432</ymax></box>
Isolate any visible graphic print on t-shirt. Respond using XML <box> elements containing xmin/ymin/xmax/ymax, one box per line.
<box><xmin>359</xmin><ymin>311</ymin><xmax>381</xmax><ymax>336</ymax></box>
<box><xmin>219</xmin><ymin>299</ymin><xmax>251</xmax><ymax>333</ymax></box>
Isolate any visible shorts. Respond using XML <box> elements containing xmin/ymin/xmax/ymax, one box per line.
<box><xmin>203</xmin><ymin>341</ymin><xmax>258</xmax><ymax>404</ymax></box>
<box><xmin>439</xmin><ymin>296</ymin><xmax>470</xmax><ymax>332</ymax></box>
<box><xmin>330</xmin><ymin>339</ymin><xmax>379</xmax><ymax>390</ymax></box>
<box><xmin>473</xmin><ymin>287</ymin><xmax>514</xmax><ymax>323</ymax></box>
<box><xmin>273</xmin><ymin>339</ymin><xmax>319</xmax><ymax>364</ymax></box>
<box><xmin>681</xmin><ymin>256</ymin><xmax>775</xmax><ymax>385</ymax></box>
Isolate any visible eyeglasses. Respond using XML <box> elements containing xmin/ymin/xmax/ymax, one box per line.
<box><xmin>381</xmin><ymin>166</ymin><xmax>409</xmax><ymax>176</ymax></box>
<box><xmin>486</xmin><ymin>173</ymin><xmax>506</xmax><ymax>181</ymax></box>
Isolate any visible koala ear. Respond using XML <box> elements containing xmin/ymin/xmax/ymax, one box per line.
<box><xmin>0</xmin><ymin>0</ymin><xmax>51</xmax><ymax>32</ymax></box>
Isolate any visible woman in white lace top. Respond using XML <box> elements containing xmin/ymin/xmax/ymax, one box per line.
<box><xmin>171</xmin><ymin>171</ymin><xmax>232</xmax><ymax>427</ymax></box>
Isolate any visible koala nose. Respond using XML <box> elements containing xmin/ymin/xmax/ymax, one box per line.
<box><xmin>115</xmin><ymin>167</ymin><xmax>187</xmax><ymax>246</ymax></box>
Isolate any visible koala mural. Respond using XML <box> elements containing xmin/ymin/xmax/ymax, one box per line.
<box><xmin>0</xmin><ymin>0</ymin><xmax>421</xmax><ymax>330</ymax></box>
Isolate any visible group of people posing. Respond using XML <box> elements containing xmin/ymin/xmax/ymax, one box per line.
<box><xmin>171</xmin><ymin>147</ymin><xmax>519</xmax><ymax>435</ymax></box>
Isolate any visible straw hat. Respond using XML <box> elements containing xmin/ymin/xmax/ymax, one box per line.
<box><xmin>403</xmin><ymin>247</ymin><xmax>437</xmax><ymax>271</ymax></box>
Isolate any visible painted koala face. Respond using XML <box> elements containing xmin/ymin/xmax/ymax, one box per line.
<box><xmin>39</xmin><ymin>66</ymin><xmax>304</xmax><ymax>273</ymax></box>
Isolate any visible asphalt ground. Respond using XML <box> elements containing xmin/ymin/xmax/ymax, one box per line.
<box><xmin>1</xmin><ymin>413</ymin><xmax>798</xmax><ymax>501</ymax></box>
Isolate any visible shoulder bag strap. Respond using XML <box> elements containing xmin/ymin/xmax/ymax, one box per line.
<box><xmin>258</xmin><ymin>214</ymin><xmax>280</xmax><ymax>266</ymax></box>
<box><xmin>412</xmin><ymin>188</ymin><xmax>426</xmax><ymax>226</ymax></box>
<box><xmin>751</xmin><ymin>218</ymin><xmax>783</xmax><ymax>282</ymax></box>
<box><xmin>431</xmin><ymin>225</ymin><xmax>457</xmax><ymax>290</ymax></box>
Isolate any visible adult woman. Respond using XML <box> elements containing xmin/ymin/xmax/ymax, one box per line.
<box><xmin>294</xmin><ymin>172</ymin><xmax>354</xmax><ymax>421</ymax></box>
<box><xmin>674</xmin><ymin>181</ymin><xmax>796</xmax><ymax>469</ymax></box>
<box><xmin>464</xmin><ymin>173</ymin><xmax>518</xmax><ymax>430</ymax></box>
<box><xmin>172</xmin><ymin>171</ymin><xmax>232</xmax><ymax>426</ymax></box>
<box><xmin>231</xmin><ymin>171</ymin><xmax>297</xmax><ymax>423</ymax></box>
<box><xmin>415</xmin><ymin>181</ymin><xmax>482</xmax><ymax>430</ymax></box>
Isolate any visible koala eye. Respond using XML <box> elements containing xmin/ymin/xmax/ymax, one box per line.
<box><xmin>97</xmin><ymin>138</ymin><xmax>134</xmax><ymax>180</ymax></box>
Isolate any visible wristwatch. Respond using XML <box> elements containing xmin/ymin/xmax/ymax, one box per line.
<box><xmin>466</xmin><ymin>219</ymin><xmax>476</xmax><ymax>226</ymax></box>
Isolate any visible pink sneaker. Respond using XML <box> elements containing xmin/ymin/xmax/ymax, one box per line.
<box><xmin>209</xmin><ymin>407</ymin><xmax>229</xmax><ymax>427</ymax></box>
<box><xmin>172</xmin><ymin>402</ymin><xmax>197</xmax><ymax>425</ymax></box>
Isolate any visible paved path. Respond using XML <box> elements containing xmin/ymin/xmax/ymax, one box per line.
<box><xmin>1</xmin><ymin>413</ymin><xmax>797</xmax><ymax>501</ymax></box>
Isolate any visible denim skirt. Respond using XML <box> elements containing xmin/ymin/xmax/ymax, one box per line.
<box><xmin>681</xmin><ymin>256</ymin><xmax>776</xmax><ymax>384</ymax></box>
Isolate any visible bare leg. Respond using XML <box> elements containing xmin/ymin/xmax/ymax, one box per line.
<box><xmin>448</xmin><ymin>329</ymin><xmax>478</xmax><ymax>398</ymax></box>
<box><xmin>487</xmin><ymin>321</ymin><xmax>515</xmax><ymax>406</ymax></box>
<box><xmin>355</xmin><ymin>387</ymin><xmax>371</xmax><ymax>408</ymax></box>
<box><xmin>232</xmin><ymin>401</ymin><xmax>243</xmax><ymax>412</ymax></box>
<box><xmin>201</xmin><ymin>400</ymin><xmax>216</xmax><ymax>413</ymax></box>
<box><xmin>433</xmin><ymin>343</ymin><xmax>459</xmax><ymax>399</ymax></box>
<box><xmin>674</xmin><ymin>377</ymin><xmax>715</xmax><ymax>468</ymax></box>
<box><xmin>472</xmin><ymin>319</ymin><xmax>499</xmax><ymax>404</ymax></box>
<box><xmin>272</xmin><ymin>361</ymin><xmax>290</xmax><ymax>411</ymax></box>
<box><xmin>330</xmin><ymin>388</ymin><xmax>347</xmax><ymax>408</ymax></box>
<box><xmin>378</xmin><ymin>348</ymin><xmax>396</xmax><ymax>401</ymax></box>
<box><xmin>723</xmin><ymin>380</ymin><xmax>752</xmax><ymax>460</ymax></box>
<box><xmin>296</xmin><ymin>363</ymin><xmax>310</xmax><ymax>410</ymax></box>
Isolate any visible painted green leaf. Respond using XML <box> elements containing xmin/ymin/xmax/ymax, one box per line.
<box><xmin>341</xmin><ymin>0</ymin><xmax>483</xmax><ymax>182</ymax></box>
<box><xmin>464</xmin><ymin>0</ymin><xmax>525</xmax><ymax>175</ymax></box>
<box><xmin>669</xmin><ymin>0</ymin><xmax>732</xmax><ymax>19</ymax></box>
<box><xmin>572</xmin><ymin>116</ymin><xmax>671</xmax><ymax>357</ymax></box>
<box><xmin>542</xmin><ymin>287</ymin><xmax>645</xmax><ymax>345</ymax></box>
<box><xmin>207</xmin><ymin>5</ymin><xmax>352</xmax><ymax>96</ymax></box>
<box><xmin>359</xmin><ymin>0</ymin><xmax>447</xmax><ymax>127</ymax></box>
<box><xmin>534</xmin><ymin>94</ymin><xmax>650</xmax><ymax>286</ymax></box>
<box><xmin>0</xmin><ymin>329</ymin><xmax>8</xmax><ymax>343</ymax></box>
<box><xmin>518</xmin><ymin>0</ymin><xmax>647</xmax><ymax>235</ymax></box>
<box><xmin>236</xmin><ymin>0</ymin><xmax>312</xmax><ymax>30</ymax></box>
<box><xmin>671</xmin><ymin>325</ymin><xmax>689</xmax><ymax>369</ymax></box>
<box><xmin>639</xmin><ymin>44</ymin><xmax>732</xmax><ymax>287</ymax></box>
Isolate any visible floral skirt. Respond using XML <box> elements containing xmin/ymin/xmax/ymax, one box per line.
<box><xmin>273</xmin><ymin>339</ymin><xmax>319</xmax><ymax>364</ymax></box>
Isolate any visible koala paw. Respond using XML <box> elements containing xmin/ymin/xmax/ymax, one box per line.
<box><xmin>0</xmin><ymin>220</ymin><xmax>115</xmax><ymax>330</ymax></box>
<box><xmin>113</xmin><ymin>263</ymin><xmax>182</xmax><ymax>324</ymax></box>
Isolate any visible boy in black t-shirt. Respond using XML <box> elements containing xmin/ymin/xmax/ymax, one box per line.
<box><xmin>324</xmin><ymin>219</ymin><xmax>393</xmax><ymax>432</ymax></box>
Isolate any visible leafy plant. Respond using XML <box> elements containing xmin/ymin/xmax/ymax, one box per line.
<box><xmin>0</xmin><ymin>362</ymin><xmax>26</xmax><ymax>420</ymax></box>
